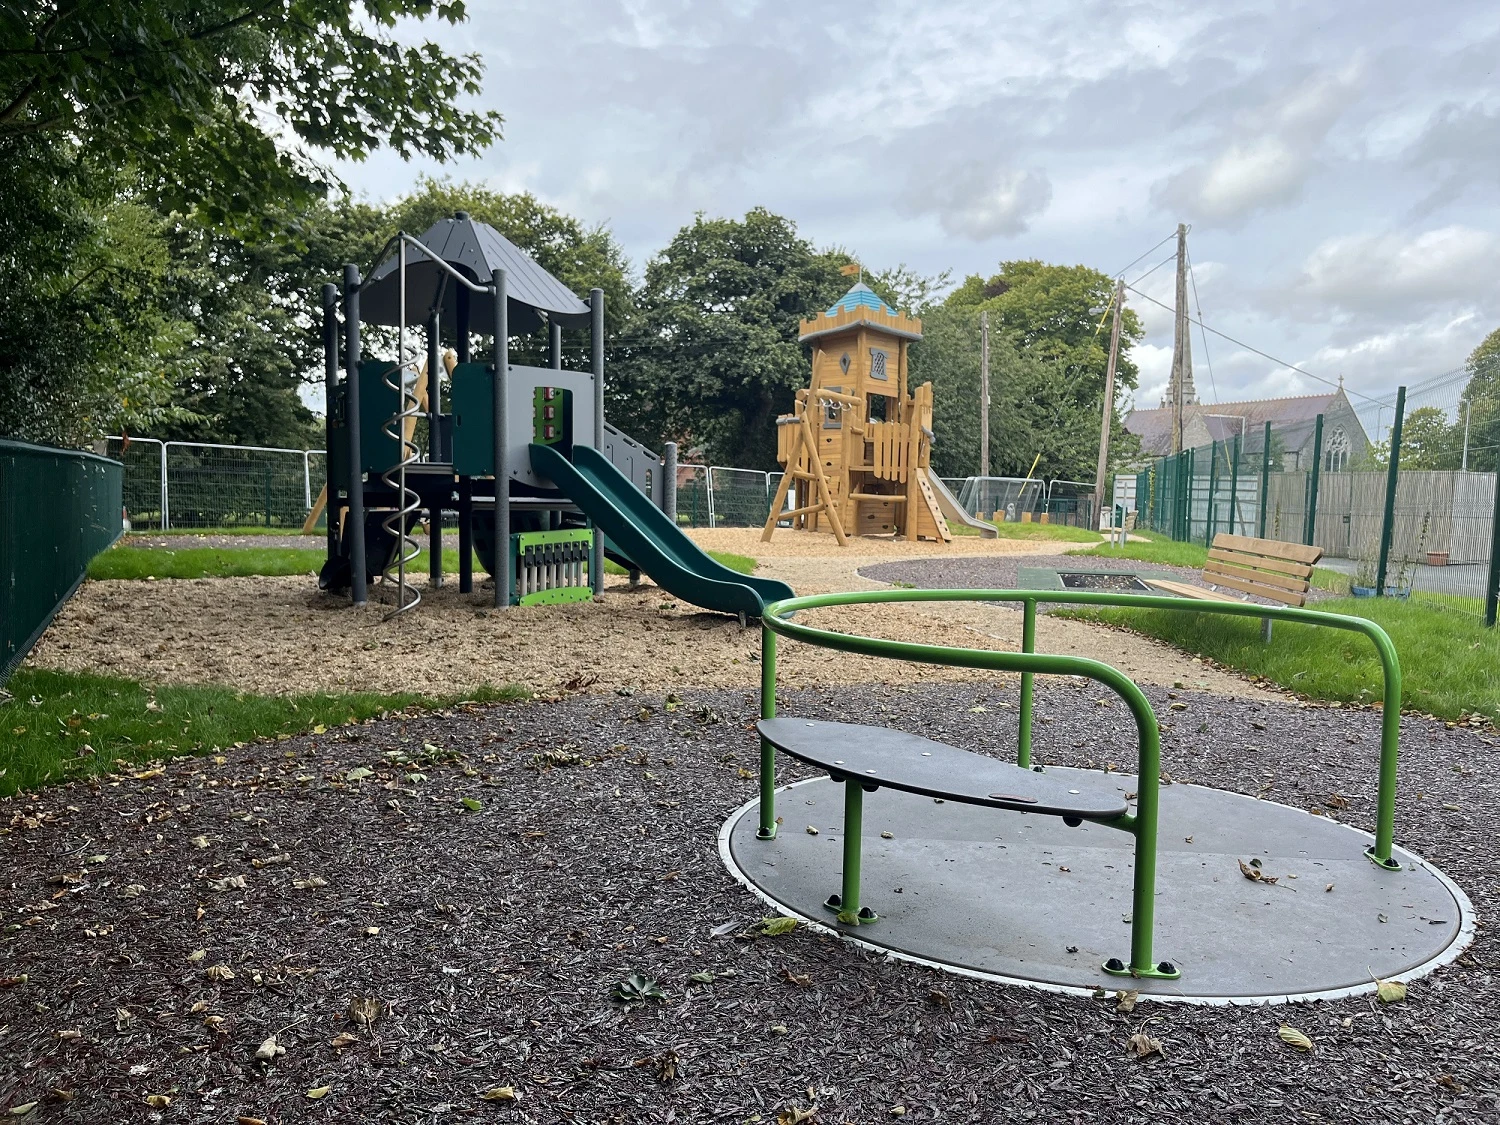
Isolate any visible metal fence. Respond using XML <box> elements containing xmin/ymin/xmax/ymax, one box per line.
<box><xmin>2</xmin><ymin>439</ymin><xmax>122</xmax><ymax>683</ymax></box>
<box><xmin>108</xmin><ymin>438</ymin><xmax>323</xmax><ymax>530</ymax></box>
<box><xmin>1133</xmin><ymin>373</ymin><xmax>1500</xmax><ymax>624</ymax></box>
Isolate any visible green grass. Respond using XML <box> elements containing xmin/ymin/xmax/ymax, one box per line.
<box><xmin>0</xmin><ymin>667</ymin><xmax>529</xmax><ymax>797</ymax></box>
<box><xmin>124</xmin><ymin>525</ymin><xmax>317</xmax><ymax>537</ymax></box>
<box><xmin>90</xmin><ymin>544</ymin><xmax>761</xmax><ymax>581</ymax></box>
<box><xmin>949</xmin><ymin>519</ymin><xmax>1101</xmax><ymax>543</ymax></box>
<box><xmin>1063</xmin><ymin>596</ymin><xmax>1500</xmax><ymax>723</ymax></box>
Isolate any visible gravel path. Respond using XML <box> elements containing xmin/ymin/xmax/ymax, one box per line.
<box><xmin>0</xmin><ymin>682</ymin><xmax>1492</xmax><ymax>1123</ymax></box>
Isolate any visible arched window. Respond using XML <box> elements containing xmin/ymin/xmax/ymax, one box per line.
<box><xmin>1324</xmin><ymin>426</ymin><xmax>1350</xmax><ymax>472</ymax></box>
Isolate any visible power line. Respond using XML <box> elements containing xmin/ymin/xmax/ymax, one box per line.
<box><xmin>1112</xmin><ymin>231</ymin><xmax>1179</xmax><ymax>281</ymax></box>
<box><xmin>1184</xmin><ymin>245</ymin><xmax>1218</xmax><ymax>404</ymax></box>
<box><xmin>1127</xmin><ymin>253</ymin><xmax>1177</xmax><ymax>289</ymax></box>
<box><xmin>1123</xmin><ymin>282</ymin><xmax>1396</xmax><ymax>410</ymax></box>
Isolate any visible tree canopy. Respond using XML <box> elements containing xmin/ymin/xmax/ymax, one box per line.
<box><xmin>610</xmin><ymin>209</ymin><xmax>849</xmax><ymax>470</ymax></box>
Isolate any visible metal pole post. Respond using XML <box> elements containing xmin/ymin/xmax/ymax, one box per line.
<box><xmin>758</xmin><ymin>625</ymin><xmax>778</xmax><ymax>838</ymax></box>
<box><xmin>492</xmin><ymin>273</ymin><xmax>509</xmax><ymax>609</ymax></box>
<box><xmin>1258</xmin><ymin>421</ymin><xmax>1271</xmax><ymax>539</ymax></box>
<box><xmin>1375</xmin><ymin>387</ymin><xmax>1407</xmax><ymax>596</ymax></box>
<box><xmin>343</xmin><ymin>264</ymin><xmax>366</xmax><ymax>605</ymax></box>
<box><xmin>1018</xmin><ymin>598</ymin><xmax>1036</xmax><ymax>768</ymax></box>
<box><xmin>455</xmin><ymin>286</ymin><xmax>471</xmax><ymax>364</ymax></box>
<box><xmin>1205</xmin><ymin>439</ymin><xmax>1219</xmax><ymax>547</ymax></box>
<box><xmin>1305</xmin><ymin>413</ymin><xmax>1324</xmax><ymax>547</ymax></box>
<box><xmin>427</xmin><ymin>308</ymin><xmax>443</xmax><ymax>589</ymax></box>
<box><xmin>1485</xmin><ymin>468</ymin><xmax>1500</xmax><ymax>627</ymax></box>
<box><xmin>456</xmin><ymin>284</ymin><xmax>473</xmax><ymax>593</ymax></box>
<box><xmin>1185</xmin><ymin>447</ymin><xmax>1196</xmax><ymax>541</ymax></box>
<box><xmin>662</xmin><ymin>440</ymin><xmax>678</xmax><ymax>521</ymax></box>
<box><xmin>321</xmin><ymin>283</ymin><xmax>339</xmax><ymax>560</ymax></box>
<box><xmin>159</xmin><ymin>441</ymin><xmax>168</xmax><ymax>530</ymax></box>
<box><xmin>1226</xmin><ymin>433</ymin><xmax>1240</xmax><ymax>537</ymax></box>
<box><xmin>1093</xmin><ymin>280</ymin><xmax>1124</xmax><ymax>530</ymax></box>
<box><xmin>979</xmin><ymin>309</ymin><xmax>990</xmax><ymax>477</ymax></box>
<box><xmin>590</xmin><ymin>288</ymin><xmax>605</xmax><ymax>595</ymax></box>
<box><xmin>839</xmin><ymin>781</ymin><xmax>866</xmax><ymax>921</ymax></box>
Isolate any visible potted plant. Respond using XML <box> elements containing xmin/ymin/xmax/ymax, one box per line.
<box><xmin>1351</xmin><ymin>554</ymin><xmax>1378</xmax><ymax>598</ymax></box>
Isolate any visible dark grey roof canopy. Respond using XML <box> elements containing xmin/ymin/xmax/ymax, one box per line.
<box><xmin>361</xmin><ymin>214</ymin><xmax>592</xmax><ymax>338</ymax></box>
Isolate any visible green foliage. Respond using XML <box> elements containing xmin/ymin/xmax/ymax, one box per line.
<box><xmin>1</xmin><ymin>2</ymin><xmax>501</xmax><ymax>233</ymax></box>
<box><xmin>1462</xmin><ymin>326</ymin><xmax>1500</xmax><ymax>473</ymax></box>
<box><xmin>1393</xmin><ymin>406</ymin><xmax>1463</xmax><ymax>470</ymax></box>
<box><xmin>0</xmin><ymin>666</ymin><xmax>529</xmax><ymax>796</ymax></box>
<box><xmin>610</xmin><ymin>208</ymin><xmax>850</xmax><ymax>468</ymax></box>
<box><xmin>910</xmin><ymin>304</ymin><xmax>1139</xmax><ymax>480</ymax></box>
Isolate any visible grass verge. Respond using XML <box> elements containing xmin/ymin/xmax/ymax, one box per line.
<box><xmin>1062</xmin><ymin>596</ymin><xmax>1500</xmax><ymax>723</ymax></box>
<box><xmin>90</xmin><ymin>545</ymin><xmax>761</xmax><ymax>581</ymax></box>
<box><xmin>0</xmin><ymin>667</ymin><xmax>529</xmax><ymax>797</ymax></box>
<box><xmin>952</xmin><ymin>521</ymin><xmax>1102</xmax><ymax>543</ymax></box>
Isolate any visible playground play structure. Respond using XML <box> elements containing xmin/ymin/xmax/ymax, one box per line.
<box><xmin>762</xmin><ymin>282</ymin><xmax>997</xmax><ymax>545</ymax></box>
<box><xmin>317</xmin><ymin>213</ymin><xmax>791</xmax><ymax>615</ymax></box>
<box><xmin>722</xmin><ymin>589</ymin><xmax>1473</xmax><ymax>1001</ymax></box>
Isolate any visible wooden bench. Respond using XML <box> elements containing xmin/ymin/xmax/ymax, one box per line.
<box><xmin>754</xmin><ymin>717</ymin><xmax>1178</xmax><ymax>978</ymax></box>
<box><xmin>1144</xmin><ymin>532</ymin><xmax>1323</xmax><ymax>640</ymax></box>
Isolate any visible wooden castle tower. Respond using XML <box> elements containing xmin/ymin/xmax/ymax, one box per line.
<box><xmin>762</xmin><ymin>281</ymin><xmax>952</xmax><ymax>545</ymax></box>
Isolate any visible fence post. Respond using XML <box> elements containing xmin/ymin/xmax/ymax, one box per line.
<box><xmin>1304</xmin><ymin>413</ymin><xmax>1324</xmax><ymax>547</ymax></box>
<box><xmin>1258</xmin><ymin>421</ymin><xmax>1271</xmax><ymax>539</ymax></box>
<box><xmin>1184</xmin><ymin>447</ymin><xmax>1196</xmax><ymax>541</ymax></box>
<box><xmin>1226</xmin><ymin>433</ymin><xmax>1240</xmax><ymax>537</ymax></box>
<box><xmin>707</xmin><ymin>467</ymin><xmax>717</xmax><ymax>528</ymax></box>
<box><xmin>159</xmin><ymin>441</ymin><xmax>169</xmax><ymax>530</ymax></box>
<box><xmin>1205</xmin><ymin>440</ymin><xmax>1219</xmax><ymax>546</ymax></box>
<box><xmin>1375</xmin><ymin>387</ymin><xmax>1407</xmax><ymax>596</ymax></box>
<box><xmin>1486</xmin><ymin>468</ymin><xmax>1500</xmax><ymax>627</ymax></box>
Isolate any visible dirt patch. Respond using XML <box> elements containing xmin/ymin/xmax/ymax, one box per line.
<box><xmin>0</xmin><ymin>683</ymin><xmax>1492</xmax><ymax>1123</ymax></box>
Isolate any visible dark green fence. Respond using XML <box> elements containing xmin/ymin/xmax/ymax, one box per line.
<box><xmin>2</xmin><ymin>440</ymin><xmax>122</xmax><ymax>682</ymax></box>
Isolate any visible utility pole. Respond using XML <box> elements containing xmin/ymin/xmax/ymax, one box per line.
<box><xmin>979</xmin><ymin>310</ymin><xmax>991</xmax><ymax>477</ymax></box>
<box><xmin>1169</xmin><ymin>222</ymin><xmax>1194</xmax><ymax>454</ymax></box>
<box><xmin>1093</xmin><ymin>279</ymin><xmax>1125</xmax><ymax>530</ymax></box>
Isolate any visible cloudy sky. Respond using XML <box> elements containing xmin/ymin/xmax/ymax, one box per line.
<box><xmin>338</xmin><ymin>0</ymin><xmax>1500</xmax><ymax>432</ymax></box>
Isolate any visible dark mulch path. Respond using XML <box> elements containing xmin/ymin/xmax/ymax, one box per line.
<box><xmin>1</xmin><ymin>683</ymin><xmax>1495</xmax><ymax>1123</ymax></box>
<box><xmin>860</xmin><ymin>554</ymin><xmax>1339</xmax><ymax>606</ymax></box>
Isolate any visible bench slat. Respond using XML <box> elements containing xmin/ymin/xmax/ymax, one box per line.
<box><xmin>1201</xmin><ymin>571</ymin><xmax>1308</xmax><ymax>606</ymax></box>
<box><xmin>1206</xmin><ymin>548</ymin><xmax>1312</xmax><ymax>579</ymax></box>
<box><xmin>1211</xmin><ymin>532</ymin><xmax>1323</xmax><ymax>566</ymax></box>
<box><xmin>1204</xmin><ymin>558</ymin><xmax>1311</xmax><ymax>594</ymax></box>
<box><xmin>756</xmin><ymin>719</ymin><xmax>1128</xmax><ymax>819</ymax></box>
<box><xmin>1144</xmin><ymin>578</ymin><xmax>1242</xmax><ymax>602</ymax></box>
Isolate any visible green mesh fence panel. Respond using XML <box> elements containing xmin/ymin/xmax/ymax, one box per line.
<box><xmin>2</xmin><ymin>440</ymin><xmax>122</xmax><ymax>683</ymax></box>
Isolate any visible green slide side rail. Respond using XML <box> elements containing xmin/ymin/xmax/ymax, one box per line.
<box><xmin>756</xmin><ymin>588</ymin><xmax>1404</xmax><ymax>980</ymax></box>
<box><xmin>529</xmin><ymin>443</ymin><xmax>794</xmax><ymax>616</ymax></box>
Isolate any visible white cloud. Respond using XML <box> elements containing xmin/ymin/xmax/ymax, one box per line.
<box><xmin>1292</xmin><ymin>226</ymin><xmax>1500</xmax><ymax>314</ymax></box>
<box><xmin>901</xmin><ymin>164</ymin><xmax>1052</xmax><ymax>240</ymax></box>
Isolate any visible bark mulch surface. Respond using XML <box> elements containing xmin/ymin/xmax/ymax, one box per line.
<box><xmin>859</xmin><ymin>554</ymin><xmax>1341</xmax><ymax>606</ymax></box>
<box><xmin>1</xmin><ymin>682</ymin><xmax>1493</xmax><ymax>1124</ymax></box>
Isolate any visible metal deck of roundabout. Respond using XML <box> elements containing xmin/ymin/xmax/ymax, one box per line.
<box><xmin>722</xmin><ymin>772</ymin><xmax>1473</xmax><ymax>1003</ymax></box>
<box><xmin>732</xmin><ymin>586</ymin><xmax>1477</xmax><ymax>1005</ymax></box>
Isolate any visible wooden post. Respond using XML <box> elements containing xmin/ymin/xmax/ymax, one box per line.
<box><xmin>1170</xmin><ymin>223</ymin><xmax>1192</xmax><ymax>455</ymax></box>
<box><xmin>1092</xmin><ymin>280</ymin><xmax>1124</xmax><ymax>532</ymax></box>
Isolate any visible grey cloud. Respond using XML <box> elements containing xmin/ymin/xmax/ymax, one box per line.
<box><xmin>901</xmin><ymin>162</ymin><xmax>1052</xmax><ymax>240</ymax></box>
<box><xmin>1405</xmin><ymin>102</ymin><xmax>1500</xmax><ymax>215</ymax></box>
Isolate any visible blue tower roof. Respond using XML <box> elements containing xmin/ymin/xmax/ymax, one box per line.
<box><xmin>826</xmin><ymin>282</ymin><xmax>898</xmax><ymax>317</ymax></box>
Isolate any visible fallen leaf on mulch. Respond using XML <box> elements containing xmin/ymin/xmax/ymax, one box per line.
<box><xmin>461</xmin><ymin>797</ymin><xmax>482</xmax><ymax>812</ymax></box>
<box><xmin>757</xmin><ymin>916</ymin><xmax>797</xmax><ymax>936</ymax></box>
<box><xmin>777</xmin><ymin>1104</ymin><xmax>817</xmax><ymax>1124</ymax></box>
<box><xmin>293</xmin><ymin>876</ymin><xmax>329</xmax><ymax>889</ymax></box>
<box><xmin>1116</xmin><ymin>990</ymin><xmax>1139</xmax><ymax>1013</ymax></box>
<box><xmin>782</xmin><ymin>969</ymin><xmax>811</xmax><ymax>987</ymax></box>
<box><xmin>1279</xmin><ymin>1024</ymin><xmax>1314</xmax><ymax>1051</ymax></box>
<box><xmin>209</xmin><ymin>875</ymin><xmax>246</xmax><ymax>892</ymax></box>
<box><xmin>348</xmin><ymin>997</ymin><xmax>383</xmax><ymax>1028</ymax></box>
<box><xmin>1127</xmin><ymin>1032</ymin><xmax>1162</xmax><ymax>1057</ymax></box>
<box><xmin>306</xmin><ymin>1085</ymin><xmax>331</xmax><ymax>1099</ymax></box>
<box><xmin>144</xmin><ymin>1095</ymin><xmax>170</xmax><ymax>1108</ymax></box>
<box><xmin>254</xmin><ymin>1035</ymin><xmax>284</xmax><ymax>1061</ymax></box>
<box><xmin>1375</xmin><ymin>976</ymin><xmax>1408</xmax><ymax>1003</ymax></box>
<box><xmin>205</xmin><ymin>964</ymin><xmax>234</xmax><ymax>981</ymax></box>
<box><xmin>480</xmin><ymin>1086</ymin><xmax>520</xmax><ymax>1102</ymax></box>
<box><xmin>330</xmin><ymin>1032</ymin><xmax>357</xmax><ymax>1049</ymax></box>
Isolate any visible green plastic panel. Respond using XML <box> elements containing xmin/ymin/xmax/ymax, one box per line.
<box><xmin>357</xmin><ymin>359</ymin><xmax>403</xmax><ymax>475</ymax></box>
<box><xmin>511</xmin><ymin>527</ymin><xmax>595</xmax><ymax>606</ymax></box>
<box><xmin>450</xmin><ymin>362</ymin><xmax>495</xmax><ymax>476</ymax></box>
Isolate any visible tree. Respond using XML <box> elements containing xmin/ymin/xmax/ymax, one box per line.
<box><xmin>613</xmin><ymin>209</ymin><xmax>849</xmax><ymax>469</ymax></box>
<box><xmin>1</xmin><ymin>2</ymin><xmax>500</xmax><ymax>233</ymax></box>
<box><xmin>909</xmin><ymin>304</ymin><xmax>1139</xmax><ymax>481</ymax></box>
<box><xmin>946</xmin><ymin>260</ymin><xmax>1144</xmax><ymax>392</ymax></box>
<box><xmin>1393</xmin><ymin>405</ymin><xmax>1462</xmax><ymax>471</ymax></box>
<box><xmin>1462</xmin><ymin>326</ymin><xmax>1500</xmax><ymax>473</ymax></box>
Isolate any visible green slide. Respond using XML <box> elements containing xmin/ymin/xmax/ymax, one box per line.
<box><xmin>530</xmin><ymin>443</ymin><xmax>794</xmax><ymax>616</ymax></box>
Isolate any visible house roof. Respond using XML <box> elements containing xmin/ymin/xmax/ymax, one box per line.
<box><xmin>361</xmin><ymin>213</ymin><xmax>592</xmax><ymax>338</ymax></box>
<box><xmin>1125</xmin><ymin>392</ymin><xmax>1351</xmax><ymax>456</ymax></box>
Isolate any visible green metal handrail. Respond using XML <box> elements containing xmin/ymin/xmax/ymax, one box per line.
<box><xmin>755</xmin><ymin>588</ymin><xmax>1404</xmax><ymax>980</ymax></box>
